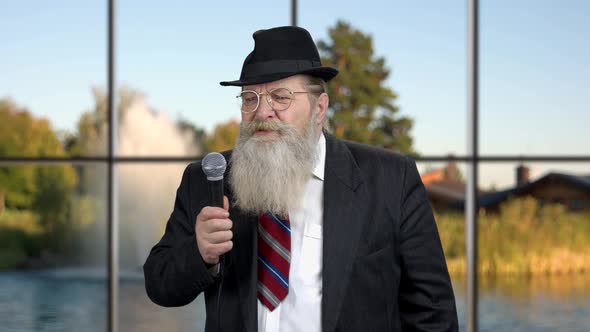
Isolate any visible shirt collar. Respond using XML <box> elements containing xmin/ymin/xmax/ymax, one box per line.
<box><xmin>312</xmin><ymin>132</ymin><xmax>326</xmax><ymax>181</ymax></box>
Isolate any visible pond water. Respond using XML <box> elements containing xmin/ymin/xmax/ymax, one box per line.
<box><xmin>0</xmin><ymin>269</ymin><xmax>588</xmax><ymax>331</ymax></box>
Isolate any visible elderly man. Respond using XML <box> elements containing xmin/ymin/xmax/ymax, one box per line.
<box><xmin>144</xmin><ymin>26</ymin><xmax>458</xmax><ymax>331</ymax></box>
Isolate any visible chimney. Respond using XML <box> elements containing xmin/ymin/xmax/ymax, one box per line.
<box><xmin>516</xmin><ymin>165</ymin><xmax>530</xmax><ymax>187</ymax></box>
<box><xmin>445</xmin><ymin>155</ymin><xmax>458</xmax><ymax>181</ymax></box>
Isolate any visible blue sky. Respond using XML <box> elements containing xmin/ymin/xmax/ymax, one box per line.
<box><xmin>1</xmin><ymin>0</ymin><xmax>588</xmax><ymax>186</ymax></box>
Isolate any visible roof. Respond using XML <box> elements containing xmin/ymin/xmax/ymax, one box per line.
<box><xmin>477</xmin><ymin>172</ymin><xmax>590</xmax><ymax>208</ymax></box>
<box><xmin>421</xmin><ymin>169</ymin><xmax>446</xmax><ymax>185</ymax></box>
<box><xmin>426</xmin><ymin>181</ymin><xmax>465</xmax><ymax>201</ymax></box>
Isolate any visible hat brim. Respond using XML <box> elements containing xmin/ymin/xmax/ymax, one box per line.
<box><xmin>219</xmin><ymin>67</ymin><xmax>338</xmax><ymax>87</ymax></box>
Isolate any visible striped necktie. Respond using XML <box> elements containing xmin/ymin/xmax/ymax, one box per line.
<box><xmin>257</xmin><ymin>212</ymin><xmax>291</xmax><ymax>311</ymax></box>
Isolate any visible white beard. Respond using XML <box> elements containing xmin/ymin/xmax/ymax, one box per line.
<box><xmin>229</xmin><ymin>113</ymin><xmax>318</xmax><ymax>217</ymax></box>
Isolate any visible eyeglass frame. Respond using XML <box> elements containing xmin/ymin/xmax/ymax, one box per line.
<box><xmin>236</xmin><ymin>86</ymin><xmax>323</xmax><ymax>113</ymax></box>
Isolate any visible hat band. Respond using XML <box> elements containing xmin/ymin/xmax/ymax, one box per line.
<box><xmin>242</xmin><ymin>60</ymin><xmax>322</xmax><ymax>79</ymax></box>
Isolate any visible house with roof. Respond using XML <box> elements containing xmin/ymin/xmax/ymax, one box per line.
<box><xmin>420</xmin><ymin>159</ymin><xmax>469</xmax><ymax>211</ymax></box>
<box><xmin>477</xmin><ymin>166</ymin><xmax>590</xmax><ymax>212</ymax></box>
<box><xmin>421</xmin><ymin>163</ymin><xmax>590</xmax><ymax>213</ymax></box>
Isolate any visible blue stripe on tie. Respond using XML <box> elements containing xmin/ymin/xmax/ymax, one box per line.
<box><xmin>257</xmin><ymin>255</ymin><xmax>289</xmax><ymax>289</ymax></box>
<box><xmin>269</xmin><ymin>214</ymin><xmax>291</xmax><ymax>235</ymax></box>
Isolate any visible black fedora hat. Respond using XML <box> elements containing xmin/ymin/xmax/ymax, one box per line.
<box><xmin>220</xmin><ymin>26</ymin><xmax>338</xmax><ymax>87</ymax></box>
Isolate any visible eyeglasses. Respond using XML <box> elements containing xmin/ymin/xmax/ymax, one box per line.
<box><xmin>237</xmin><ymin>87</ymin><xmax>316</xmax><ymax>113</ymax></box>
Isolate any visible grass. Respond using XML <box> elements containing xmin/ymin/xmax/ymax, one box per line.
<box><xmin>436</xmin><ymin>196</ymin><xmax>590</xmax><ymax>276</ymax></box>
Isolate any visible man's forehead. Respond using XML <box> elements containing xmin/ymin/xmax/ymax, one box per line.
<box><xmin>243</xmin><ymin>75</ymin><xmax>304</xmax><ymax>91</ymax></box>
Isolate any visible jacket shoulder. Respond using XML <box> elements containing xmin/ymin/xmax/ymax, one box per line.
<box><xmin>340</xmin><ymin>139</ymin><xmax>413</xmax><ymax>171</ymax></box>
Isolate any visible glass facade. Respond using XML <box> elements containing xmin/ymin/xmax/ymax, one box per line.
<box><xmin>1</xmin><ymin>1</ymin><xmax>588</xmax><ymax>331</ymax></box>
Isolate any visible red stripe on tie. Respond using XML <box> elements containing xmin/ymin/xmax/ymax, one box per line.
<box><xmin>257</xmin><ymin>292</ymin><xmax>276</xmax><ymax>312</ymax></box>
<box><xmin>258</xmin><ymin>239</ymin><xmax>290</xmax><ymax>278</ymax></box>
<box><xmin>258</xmin><ymin>262</ymin><xmax>288</xmax><ymax>298</ymax></box>
<box><xmin>259</xmin><ymin>214</ymin><xmax>290</xmax><ymax>249</ymax></box>
<box><xmin>257</xmin><ymin>212</ymin><xmax>291</xmax><ymax>311</ymax></box>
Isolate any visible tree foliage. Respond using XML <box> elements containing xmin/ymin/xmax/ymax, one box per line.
<box><xmin>0</xmin><ymin>99</ymin><xmax>77</xmax><ymax>239</ymax></box>
<box><xmin>205</xmin><ymin>119</ymin><xmax>240</xmax><ymax>152</ymax></box>
<box><xmin>318</xmin><ymin>20</ymin><xmax>416</xmax><ymax>155</ymax></box>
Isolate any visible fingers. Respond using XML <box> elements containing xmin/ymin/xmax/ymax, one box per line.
<box><xmin>204</xmin><ymin>241</ymin><xmax>234</xmax><ymax>257</ymax></box>
<box><xmin>206</xmin><ymin>218</ymin><xmax>233</xmax><ymax>232</ymax></box>
<box><xmin>204</xmin><ymin>230</ymin><xmax>233</xmax><ymax>244</ymax></box>
<box><xmin>199</xmin><ymin>240</ymin><xmax>234</xmax><ymax>264</ymax></box>
<box><xmin>197</xmin><ymin>196</ymin><xmax>230</xmax><ymax>222</ymax></box>
<box><xmin>195</xmin><ymin>204</ymin><xmax>233</xmax><ymax>265</ymax></box>
<box><xmin>197</xmin><ymin>206</ymin><xmax>229</xmax><ymax>223</ymax></box>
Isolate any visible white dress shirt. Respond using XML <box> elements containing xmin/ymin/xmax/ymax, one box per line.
<box><xmin>257</xmin><ymin>132</ymin><xmax>326</xmax><ymax>332</ymax></box>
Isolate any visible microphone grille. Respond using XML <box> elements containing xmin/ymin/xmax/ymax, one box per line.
<box><xmin>202</xmin><ymin>152</ymin><xmax>227</xmax><ymax>181</ymax></box>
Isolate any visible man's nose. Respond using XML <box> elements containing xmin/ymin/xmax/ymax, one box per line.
<box><xmin>254</xmin><ymin>95</ymin><xmax>276</xmax><ymax>120</ymax></box>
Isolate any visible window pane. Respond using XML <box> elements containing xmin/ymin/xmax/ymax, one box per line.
<box><xmin>117</xmin><ymin>163</ymin><xmax>204</xmax><ymax>330</ymax></box>
<box><xmin>0</xmin><ymin>164</ymin><xmax>107</xmax><ymax>331</ymax></box>
<box><xmin>301</xmin><ymin>1</ymin><xmax>466</xmax><ymax>156</ymax></box>
<box><xmin>0</xmin><ymin>2</ymin><xmax>107</xmax><ymax>157</ymax></box>
<box><xmin>478</xmin><ymin>162</ymin><xmax>590</xmax><ymax>330</ymax></box>
<box><xmin>480</xmin><ymin>1</ymin><xmax>590</xmax><ymax>155</ymax></box>
<box><xmin>117</xmin><ymin>1</ymin><xmax>291</xmax><ymax>157</ymax></box>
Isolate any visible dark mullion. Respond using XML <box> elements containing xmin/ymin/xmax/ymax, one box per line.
<box><xmin>467</xmin><ymin>1</ymin><xmax>479</xmax><ymax>331</ymax></box>
<box><xmin>107</xmin><ymin>0</ymin><xmax>117</xmax><ymax>331</ymax></box>
<box><xmin>2</xmin><ymin>155</ymin><xmax>590</xmax><ymax>165</ymax></box>
<box><xmin>414</xmin><ymin>156</ymin><xmax>590</xmax><ymax>162</ymax></box>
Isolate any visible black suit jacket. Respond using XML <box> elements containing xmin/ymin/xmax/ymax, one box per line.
<box><xmin>144</xmin><ymin>133</ymin><xmax>458</xmax><ymax>331</ymax></box>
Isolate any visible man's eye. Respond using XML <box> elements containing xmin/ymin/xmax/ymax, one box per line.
<box><xmin>241</xmin><ymin>94</ymin><xmax>258</xmax><ymax>105</ymax></box>
<box><xmin>272</xmin><ymin>95</ymin><xmax>291</xmax><ymax>103</ymax></box>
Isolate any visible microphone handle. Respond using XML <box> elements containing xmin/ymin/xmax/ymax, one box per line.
<box><xmin>208</xmin><ymin>179</ymin><xmax>227</xmax><ymax>269</ymax></box>
<box><xmin>208</xmin><ymin>179</ymin><xmax>224</xmax><ymax>208</ymax></box>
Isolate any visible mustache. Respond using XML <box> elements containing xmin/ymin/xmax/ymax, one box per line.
<box><xmin>241</xmin><ymin>119</ymin><xmax>293</xmax><ymax>136</ymax></box>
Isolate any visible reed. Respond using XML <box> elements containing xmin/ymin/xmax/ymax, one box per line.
<box><xmin>436</xmin><ymin>197</ymin><xmax>590</xmax><ymax>276</ymax></box>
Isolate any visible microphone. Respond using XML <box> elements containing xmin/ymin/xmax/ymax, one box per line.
<box><xmin>202</xmin><ymin>151</ymin><xmax>229</xmax><ymax>271</ymax></box>
<box><xmin>202</xmin><ymin>152</ymin><xmax>228</xmax><ymax>332</ymax></box>
<box><xmin>202</xmin><ymin>152</ymin><xmax>227</xmax><ymax>208</ymax></box>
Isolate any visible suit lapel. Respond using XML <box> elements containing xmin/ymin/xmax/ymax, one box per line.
<box><xmin>231</xmin><ymin>205</ymin><xmax>258</xmax><ymax>332</ymax></box>
<box><xmin>321</xmin><ymin>134</ymin><xmax>364</xmax><ymax>332</ymax></box>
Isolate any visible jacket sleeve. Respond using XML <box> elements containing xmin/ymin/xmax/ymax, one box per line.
<box><xmin>398</xmin><ymin>157</ymin><xmax>459</xmax><ymax>331</ymax></box>
<box><xmin>143</xmin><ymin>163</ymin><xmax>216</xmax><ymax>307</ymax></box>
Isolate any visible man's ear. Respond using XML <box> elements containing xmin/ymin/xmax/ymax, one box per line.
<box><xmin>315</xmin><ymin>93</ymin><xmax>329</xmax><ymax>127</ymax></box>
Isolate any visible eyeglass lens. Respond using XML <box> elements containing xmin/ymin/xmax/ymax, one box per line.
<box><xmin>239</xmin><ymin>88</ymin><xmax>293</xmax><ymax>112</ymax></box>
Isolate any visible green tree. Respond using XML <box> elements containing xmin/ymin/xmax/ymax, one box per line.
<box><xmin>0</xmin><ymin>100</ymin><xmax>42</xmax><ymax>208</ymax></box>
<box><xmin>318</xmin><ymin>20</ymin><xmax>416</xmax><ymax>155</ymax></box>
<box><xmin>0</xmin><ymin>99</ymin><xmax>77</xmax><ymax>246</ymax></box>
<box><xmin>205</xmin><ymin>119</ymin><xmax>240</xmax><ymax>152</ymax></box>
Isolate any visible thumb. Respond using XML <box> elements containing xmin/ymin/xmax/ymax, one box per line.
<box><xmin>223</xmin><ymin>195</ymin><xmax>229</xmax><ymax>212</ymax></box>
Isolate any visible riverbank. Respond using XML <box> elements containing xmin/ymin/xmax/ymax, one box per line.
<box><xmin>3</xmin><ymin>197</ymin><xmax>590</xmax><ymax>275</ymax></box>
<box><xmin>0</xmin><ymin>209</ymin><xmax>78</xmax><ymax>271</ymax></box>
<box><xmin>0</xmin><ymin>210</ymin><xmax>44</xmax><ymax>270</ymax></box>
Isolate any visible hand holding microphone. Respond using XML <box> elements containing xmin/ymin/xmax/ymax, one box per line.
<box><xmin>196</xmin><ymin>153</ymin><xmax>233</xmax><ymax>265</ymax></box>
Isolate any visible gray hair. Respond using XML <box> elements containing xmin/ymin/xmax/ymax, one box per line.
<box><xmin>302</xmin><ymin>75</ymin><xmax>330</xmax><ymax>131</ymax></box>
<box><xmin>229</xmin><ymin>112</ymin><xmax>318</xmax><ymax>216</ymax></box>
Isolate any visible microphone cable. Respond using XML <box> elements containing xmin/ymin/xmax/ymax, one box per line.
<box><xmin>216</xmin><ymin>255</ymin><xmax>225</xmax><ymax>332</ymax></box>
